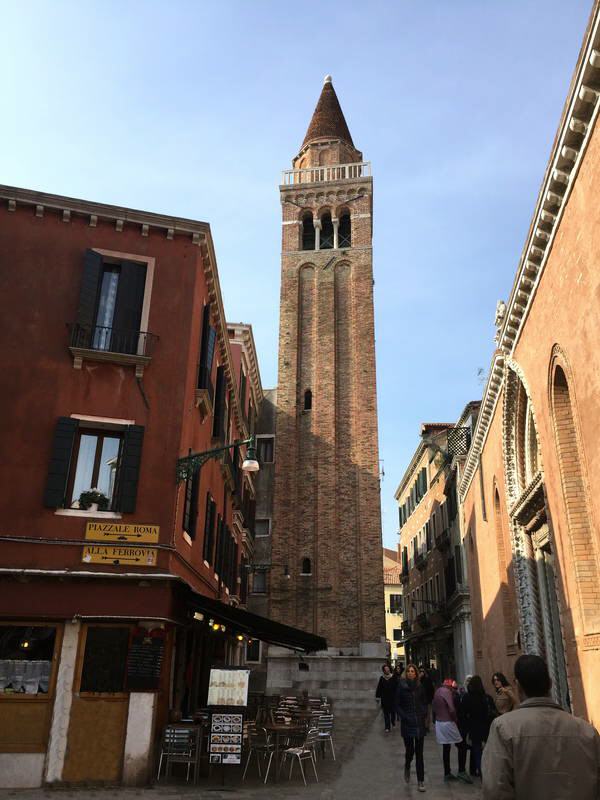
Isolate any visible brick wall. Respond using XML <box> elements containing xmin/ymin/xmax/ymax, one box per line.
<box><xmin>270</xmin><ymin>158</ymin><xmax>384</xmax><ymax>648</ymax></box>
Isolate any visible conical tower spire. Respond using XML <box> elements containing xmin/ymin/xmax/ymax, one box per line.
<box><xmin>301</xmin><ymin>75</ymin><xmax>354</xmax><ymax>149</ymax></box>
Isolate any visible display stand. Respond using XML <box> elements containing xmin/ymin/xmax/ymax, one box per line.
<box><xmin>206</xmin><ymin>667</ymin><xmax>250</xmax><ymax>785</ymax></box>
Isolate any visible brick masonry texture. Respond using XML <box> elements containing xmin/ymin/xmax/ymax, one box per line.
<box><xmin>270</xmin><ymin>133</ymin><xmax>384</xmax><ymax>648</ymax></box>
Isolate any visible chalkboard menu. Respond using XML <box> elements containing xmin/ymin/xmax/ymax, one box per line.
<box><xmin>126</xmin><ymin>628</ymin><xmax>165</xmax><ymax>691</ymax></box>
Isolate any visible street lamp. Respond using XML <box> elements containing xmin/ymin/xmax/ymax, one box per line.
<box><xmin>176</xmin><ymin>435</ymin><xmax>259</xmax><ymax>482</ymax></box>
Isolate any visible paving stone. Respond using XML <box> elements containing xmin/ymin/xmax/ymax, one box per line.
<box><xmin>0</xmin><ymin>713</ymin><xmax>483</xmax><ymax>800</ymax></box>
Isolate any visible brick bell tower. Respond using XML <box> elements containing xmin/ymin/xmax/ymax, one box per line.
<box><xmin>269</xmin><ymin>76</ymin><xmax>385</xmax><ymax>673</ymax></box>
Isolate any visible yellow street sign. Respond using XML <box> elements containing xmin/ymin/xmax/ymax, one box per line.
<box><xmin>85</xmin><ymin>522</ymin><xmax>159</xmax><ymax>544</ymax></box>
<box><xmin>82</xmin><ymin>545</ymin><xmax>158</xmax><ymax>566</ymax></box>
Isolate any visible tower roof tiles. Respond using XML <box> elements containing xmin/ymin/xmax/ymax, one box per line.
<box><xmin>302</xmin><ymin>75</ymin><xmax>354</xmax><ymax>149</ymax></box>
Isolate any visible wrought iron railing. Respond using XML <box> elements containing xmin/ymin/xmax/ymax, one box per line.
<box><xmin>68</xmin><ymin>323</ymin><xmax>158</xmax><ymax>357</ymax></box>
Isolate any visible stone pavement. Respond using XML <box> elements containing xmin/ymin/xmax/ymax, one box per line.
<box><xmin>0</xmin><ymin>713</ymin><xmax>482</xmax><ymax>800</ymax></box>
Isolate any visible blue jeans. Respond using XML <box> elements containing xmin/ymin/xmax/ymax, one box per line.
<box><xmin>383</xmin><ymin>707</ymin><xmax>396</xmax><ymax>730</ymax></box>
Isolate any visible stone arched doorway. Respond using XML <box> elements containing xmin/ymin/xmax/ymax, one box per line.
<box><xmin>503</xmin><ymin>361</ymin><xmax>570</xmax><ymax>708</ymax></box>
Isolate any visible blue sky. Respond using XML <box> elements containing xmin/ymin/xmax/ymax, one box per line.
<box><xmin>2</xmin><ymin>1</ymin><xmax>592</xmax><ymax>548</ymax></box>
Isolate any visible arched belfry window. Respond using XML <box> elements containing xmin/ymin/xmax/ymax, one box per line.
<box><xmin>304</xmin><ymin>389</ymin><xmax>312</xmax><ymax>410</ymax></box>
<box><xmin>320</xmin><ymin>212</ymin><xmax>334</xmax><ymax>249</ymax></box>
<box><xmin>339</xmin><ymin>213</ymin><xmax>351</xmax><ymax>248</ymax></box>
<box><xmin>302</xmin><ymin>212</ymin><xmax>315</xmax><ymax>251</ymax></box>
<box><xmin>301</xmin><ymin>557</ymin><xmax>312</xmax><ymax>575</ymax></box>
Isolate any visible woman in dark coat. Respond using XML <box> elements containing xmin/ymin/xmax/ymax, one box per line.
<box><xmin>375</xmin><ymin>663</ymin><xmax>397</xmax><ymax>732</ymax></box>
<box><xmin>396</xmin><ymin>663</ymin><xmax>428</xmax><ymax>792</ymax></box>
<box><xmin>461</xmin><ymin>675</ymin><xmax>495</xmax><ymax>777</ymax></box>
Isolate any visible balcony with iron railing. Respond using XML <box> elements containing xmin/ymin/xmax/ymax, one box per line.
<box><xmin>282</xmin><ymin>161</ymin><xmax>371</xmax><ymax>186</ymax></box>
<box><xmin>68</xmin><ymin>323</ymin><xmax>158</xmax><ymax>378</ymax></box>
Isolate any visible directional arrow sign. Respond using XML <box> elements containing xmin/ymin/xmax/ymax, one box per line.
<box><xmin>82</xmin><ymin>544</ymin><xmax>158</xmax><ymax>566</ymax></box>
<box><xmin>85</xmin><ymin>522</ymin><xmax>159</xmax><ymax>544</ymax></box>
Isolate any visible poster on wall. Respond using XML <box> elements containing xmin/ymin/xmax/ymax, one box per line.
<box><xmin>208</xmin><ymin>712</ymin><xmax>244</xmax><ymax>765</ymax></box>
<box><xmin>207</xmin><ymin>668</ymin><xmax>250</xmax><ymax>707</ymax></box>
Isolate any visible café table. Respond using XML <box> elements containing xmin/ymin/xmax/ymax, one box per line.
<box><xmin>262</xmin><ymin>721</ymin><xmax>306</xmax><ymax>782</ymax></box>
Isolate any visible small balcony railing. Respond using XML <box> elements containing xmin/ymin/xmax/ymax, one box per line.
<box><xmin>282</xmin><ymin>161</ymin><xmax>371</xmax><ymax>186</ymax></box>
<box><xmin>68</xmin><ymin>323</ymin><xmax>158</xmax><ymax>378</ymax></box>
<box><xmin>69</xmin><ymin>323</ymin><xmax>158</xmax><ymax>357</ymax></box>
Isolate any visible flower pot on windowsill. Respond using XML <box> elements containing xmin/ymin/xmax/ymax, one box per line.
<box><xmin>78</xmin><ymin>489</ymin><xmax>109</xmax><ymax>512</ymax></box>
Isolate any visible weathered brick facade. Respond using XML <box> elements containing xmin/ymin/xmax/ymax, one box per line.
<box><xmin>269</xmin><ymin>78</ymin><xmax>385</xmax><ymax>650</ymax></box>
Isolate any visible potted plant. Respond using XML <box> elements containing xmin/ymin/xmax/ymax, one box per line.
<box><xmin>78</xmin><ymin>488</ymin><xmax>109</xmax><ymax>512</ymax></box>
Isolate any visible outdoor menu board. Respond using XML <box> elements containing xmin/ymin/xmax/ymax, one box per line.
<box><xmin>126</xmin><ymin>628</ymin><xmax>165</xmax><ymax>691</ymax></box>
<box><xmin>206</xmin><ymin>667</ymin><xmax>250</xmax><ymax>707</ymax></box>
<box><xmin>208</xmin><ymin>712</ymin><xmax>244</xmax><ymax>765</ymax></box>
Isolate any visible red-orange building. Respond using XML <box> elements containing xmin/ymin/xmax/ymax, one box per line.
<box><xmin>0</xmin><ymin>185</ymin><xmax>322</xmax><ymax>786</ymax></box>
<box><xmin>459</xmin><ymin>2</ymin><xmax>600</xmax><ymax>727</ymax></box>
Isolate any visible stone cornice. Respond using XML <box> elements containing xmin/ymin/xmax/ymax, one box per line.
<box><xmin>458</xmin><ymin>2</ymin><xmax>600</xmax><ymax>502</ymax></box>
<box><xmin>394</xmin><ymin>441</ymin><xmax>428</xmax><ymax>501</ymax></box>
<box><xmin>200</xmin><ymin>238</ymin><xmax>248</xmax><ymax>441</ymax></box>
<box><xmin>458</xmin><ymin>354</ymin><xmax>505</xmax><ymax>501</ymax></box>
<box><xmin>227</xmin><ymin>322</ymin><xmax>264</xmax><ymax>410</ymax></box>
<box><xmin>0</xmin><ymin>184</ymin><xmax>210</xmax><ymax>240</ymax></box>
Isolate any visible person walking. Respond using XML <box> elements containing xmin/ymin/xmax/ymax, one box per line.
<box><xmin>396</xmin><ymin>663</ymin><xmax>428</xmax><ymax>792</ymax></box>
<box><xmin>375</xmin><ymin>663</ymin><xmax>397</xmax><ymax>733</ymax></box>
<box><xmin>483</xmin><ymin>654</ymin><xmax>600</xmax><ymax>799</ymax></box>
<box><xmin>459</xmin><ymin>675</ymin><xmax>493</xmax><ymax>777</ymax></box>
<box><xmin>419</xmin><ymin>667</ymin><xmax>435</xmax><ymax>733</ymax></box>
<box><xmin>394</xmin><ymin>662</ymin><xmax>404</xmax><ymax>680</ymax></box>
<box><xmin>492</xmin><ymin>671</ymin><xmax>518</xmax><ymax>714</ymax></box>
<box><xmin>432</xmin><ymin>678</ymin><xmax>471</xmax><ymax>783</ymax></box>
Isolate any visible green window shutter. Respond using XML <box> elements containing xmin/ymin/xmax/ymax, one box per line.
<box><xmin>43</xmin><ymin>417</ymin><xmax>79</xmax><ymax>508</ymax></box>
<box><xmin>77</xmin><ymin>250</ymin><xmax>103</xmax><ymax>328</ymax></box>
<box><xmin>116</xmin><ymin>425</ymin><xmax>145</xmax><ymax>513</ymax></box>
<box><xmin>212</xmin><ymin>366</ymin><xmax>226</xmax><ymax>439</ymax></box>
<box><xmin>74</xmin><ymin>250</ymin><xmax>103</xmax><ymax>346</ymax></box>
<box><xmin>112</xmin><ymin>260</ymin><xmax>147</xmax><ymax>353</ymax></box>
<box><xmin>203</xmin><ymin>493</ymin><xmax>213</xmax><ymax>562</ymax></box>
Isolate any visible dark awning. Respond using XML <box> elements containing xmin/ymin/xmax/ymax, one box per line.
<box><xmin>188</xmin><ymin>592</ymin><xmax>327</xmax><ymax>653</ymax></box>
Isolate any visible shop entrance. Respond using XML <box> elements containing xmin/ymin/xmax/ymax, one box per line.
<box><xmin>63</xmin><ymin>625</ymin><xmax>130</xmax><ymax>782</ymax></box>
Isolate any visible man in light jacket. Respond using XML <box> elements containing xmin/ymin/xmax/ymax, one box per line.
<box><xmin>482</xmin><ymin>654</ymin><xmax>600</xmax><ymax>799</ymax></box>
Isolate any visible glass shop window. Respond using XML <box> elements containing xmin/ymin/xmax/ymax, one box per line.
<box><xmin>0</xmin><ymin>625</ymin><xmax>56</xmax><ymax>695</ymax></box>
<box><xmin>79</xmin><ymin>626</ymin><xmax>130</xmax><ymax>693</ymax></box>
